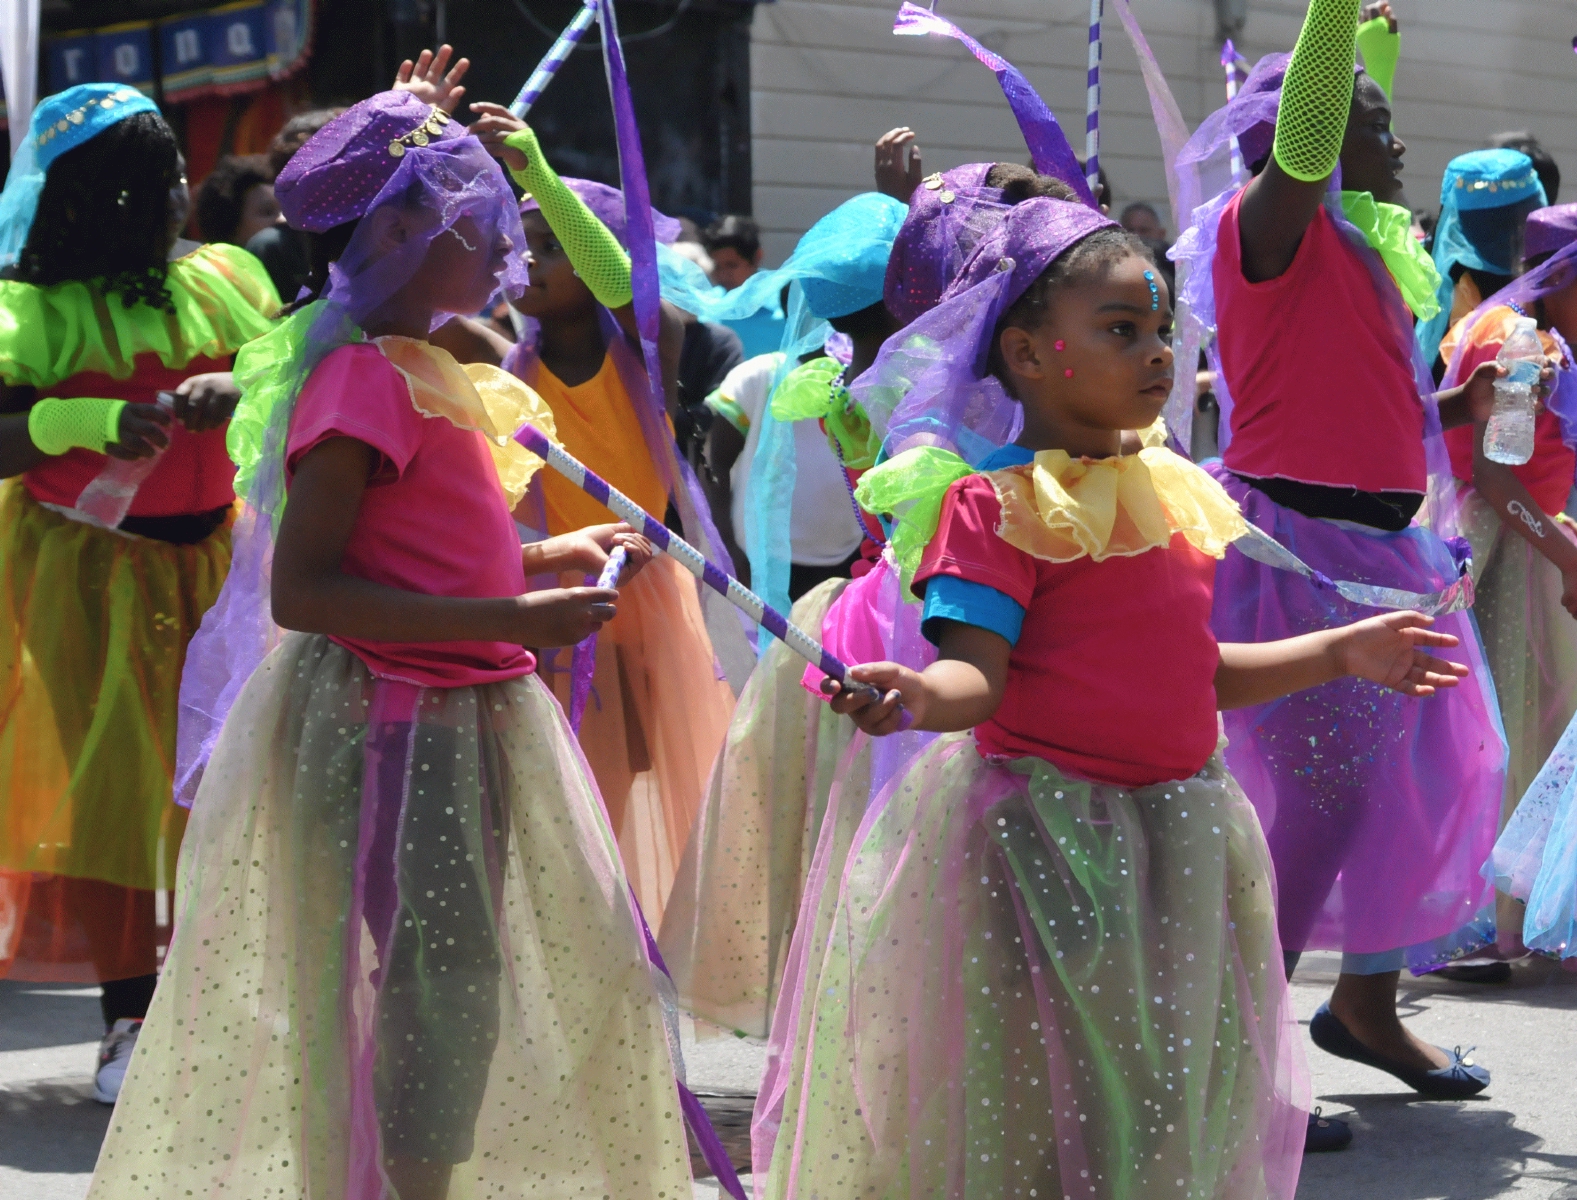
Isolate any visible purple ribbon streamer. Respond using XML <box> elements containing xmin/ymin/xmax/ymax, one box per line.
<box><xmin>892</xmin><ymin>2</ymin><xmax>1096</xmax><ymax>208</ymax></box>
<box><xmin>631</xmin><ymin>898</ymin><xmax>748</xmax><ymax>1198</ymax></box>
<box><xmin>599</xmin><ymin>0</ymin><xmax>741</xmax><ymax>588</ymax></box>
<box><xmin>566</xmin><ymin>546</ymin><xmax>626</xmax><ymax>733</ymax></box>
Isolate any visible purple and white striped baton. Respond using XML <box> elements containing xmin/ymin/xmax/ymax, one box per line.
<box><xmin>1084</xmin><ymin>0</ymin><xmax>1103</xmax><ymax>198</ymax></box>
<box><xmin>516</xmin><ymin>423</ymin><xmax>889</xmax><ymax>707</ymax></box>
<box><xmin>1222</xmin><ymin>38</ymin><xmax>1249</xmax><ymax>184</ymax></box>
<box><xmin>509</xmin><ymin>0</ymin><xmax>600</xmax><ymax>118</ymax></box>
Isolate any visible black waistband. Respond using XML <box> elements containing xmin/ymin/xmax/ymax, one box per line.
<box><xmin>1232</xmin><ymin>474</ymin><xmax>1421</xmax><ymax>532</ymax></box>
<box><xmin>118</xmin><ymin>506</ymin><xmax>231</xmax><ymax>545</ymax></box>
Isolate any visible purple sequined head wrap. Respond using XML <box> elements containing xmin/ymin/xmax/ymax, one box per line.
<box><xmin>884</xmin><ymin>164</ymin><xmax>1011</xmax><ymax>326</ymax></box>
<box><xmin>520</xmin><ymin>178</ymin><xmax>681</xmax><ymax>248</ymax></box>
<box><xmin>274</xmin><ymin>91</ymin><xmax>529</xmax><ymax>323</ymax></box>
<box><xmin>277</xmin><ymin>91</ymin><xmax>466</xmax><ymax>230</ymax></box>
<box><xmin>1527</xmin><ymin>204</ymin><xmax>1577</xmax><ymax>262</ymax></box>
<box><xmin>855</xmin><ymin>197</ymin><xmax>1118</xmax><ymax>462</ymax></box>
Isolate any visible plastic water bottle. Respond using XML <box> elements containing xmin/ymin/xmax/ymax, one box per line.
<box><xmin>72</xmin><ymin>392</ymin><xmax>176</xmax><ymax>529</ymax></box>
<box><xmin>1484</xmin><ymin>317</ymin><xmax>1544</xmax><ymax>465</ymax></box>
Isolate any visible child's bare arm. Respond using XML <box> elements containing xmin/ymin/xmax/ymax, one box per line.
<box><xmin>273</xmin><ymin>436</ymin><xmax>618</xmax><ymax>647</ymax></box>
<box><xmin>823</xmin><ymin>622</ymin><xmax>1010</xmax><ymax>736</ymax></box>
<box><xmin>1216</xmin><ymin>610</ymin><xmax>1466</xmax><ymax>709</ymax></box>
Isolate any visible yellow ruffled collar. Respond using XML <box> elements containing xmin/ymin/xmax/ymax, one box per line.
<box><xmin>375</xmin><ymin>337</ymin><xmax>557</xmax><ymax>509</ymax></box>
<box><xmin>986</xmin><ymin>446</ymin><xmax>1246</xmax><ymax>563</ymax></box>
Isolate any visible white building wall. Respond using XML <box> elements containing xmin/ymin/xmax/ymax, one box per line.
<box><xmin>748</xmin><ymin>0</ymin><xmax>1577</xmax><ymax>263</ymax></box>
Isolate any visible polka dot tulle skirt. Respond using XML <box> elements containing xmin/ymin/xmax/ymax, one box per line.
<box><xmin>752</xmin><ymin>735</ymin><xmax>1309</xmax><ymax>1200</ymax></box>
<box><xmin>87</xmin><ymin>634</ymin><xmax>692</xmax><ymax>1199</ymax></box>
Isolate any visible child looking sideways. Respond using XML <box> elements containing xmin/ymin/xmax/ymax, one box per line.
<box><xmin>469</xmin><ymin>104</ymin><xmax>738</xmax><ymax>927</ymax></box>
<box><xmin>87</xmin><ymin>93</ymin><xmax>692</xmax><ymax>1200</ymax></box>
<box><xmin>761</xmin><ymin>199</ymin><xmax>1467</xmax><ymax>1199</ymax></box>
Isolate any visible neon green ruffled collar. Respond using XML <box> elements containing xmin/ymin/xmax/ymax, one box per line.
<box><xmin>1340</xmin><ymin>191</ymin><xmax>1442</xmax><ymax>321</ymax></box>
<box><xmin>0</xmin><ymin>241</ymin><xmax>280</xmax><ymax>388</ymax></box>
<box><xmin>769</xmin><ymin>356</ymin><xmax>883</xmax><ymax>469</ymax></box>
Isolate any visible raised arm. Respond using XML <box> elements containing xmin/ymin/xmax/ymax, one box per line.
<box><xmin>1235</xmin><ymin>0</ymin><xmax>1361</xmax><ymax>282</ymax></box>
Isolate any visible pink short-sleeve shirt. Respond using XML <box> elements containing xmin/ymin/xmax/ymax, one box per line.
<box><xmin>285</xmin><ymin>343</ymin><xmax>534</xmax><ymax>687</ymax></box>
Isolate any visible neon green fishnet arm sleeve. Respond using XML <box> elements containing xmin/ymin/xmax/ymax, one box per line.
<box><xmin>1273</xmin><ymin>0</ymin><xmax>1362</xmax><ymax>183</ymax></box>
<box><xmin>504</xmin><ymin>127</ymin><xmax>633</xmax><ymax>310</ymax></box>
<box><xmin>1355</xmin><ymin>16</ymin><xmax>1399</xmax><ymax>100</ymax></box>
<box><xmin>26</xmin><ymin>396</ymin><xmax>126</xmax><ymax>456</ymax></box>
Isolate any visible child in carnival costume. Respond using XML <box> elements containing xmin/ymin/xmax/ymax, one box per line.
<box><xmin>1470</xmin><ymin>207</ymin><xmax>1577</xmax><ymax>968</ymax></box>
<box><xmin>1414</xmin><ymin>199</ymin><xmax>1577</xmax><ymax>976</ymax></box>
<box><xmin>1168</xmin><ymin>0</ymin><xmax>1511</xmax><ymax>1103</ymax></box>
<box><xmin>658</xmin><ymin>162</ymin><xmax>1090</xmax><ymax>1037</ymax></box>
<box><xmin>1417</xmin><ymin>149</ymin><xmax>1548</xmax><ymax>374</ymax></box>
<box><xmin>761</xmin><ymin>196</ymin><xmax>1473</xmax><ymax>1200</ymax></box>
<box><xmin>467</xmin><ymin>106</ymin><xmax>739</xmax><ymax>927</ymax></box>
<box><xmin>91</xmin><ymin>92</ymin><xmax>694</xmax><ymax>1200</ymax></box>
<box><xmin>657</xmin><ymin>188</ymin><xmax>908</xmax><ymax>1035</ymax></box>
<box><xmin>0</xmin><ymin>84</ymin><xmax>279</xmax><ymax>1100</ymax></box>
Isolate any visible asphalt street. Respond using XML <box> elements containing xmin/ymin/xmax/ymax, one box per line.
<box><xmin>4</xmin><ymin>950</ymin><xmax>1574</xmax><ymax>1199</ymax></box>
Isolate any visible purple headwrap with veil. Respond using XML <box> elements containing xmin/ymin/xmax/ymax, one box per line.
<box><xmin>854</xmin><ymin>198</ymin><xmax>1117</xmax><ymax>464</ymax></box>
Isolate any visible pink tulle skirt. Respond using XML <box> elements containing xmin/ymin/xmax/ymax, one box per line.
<box><xmin>87</xmin><ymin>634</ymin><xmax>691</xmax><ymax>1200</ymax></box>
<box><xmin>753</xmin><ymin>734</ymin><xmax>1308</xmax><ymax>1200</ymax></box>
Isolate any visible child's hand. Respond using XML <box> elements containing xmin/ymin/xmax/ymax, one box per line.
<box><xmin>392</xmin><ymin>45</ymin><xmax>470</xmax><ymax>114</ymax></box>
<box><xmin>547</xmin><ymin>523</ymin><xmax>654</xmax><ymax>584</ymax></box>
<box><xmin>1360</xmin><ymin>1</ymin><xmax>1397</xmax><ymax>32</ymax></box>
<box><xmin>1561</xmin><ymin>565</ymin><xmax>1577</xmax><ymax>620</ymax></box>
<box><xmin>874</xmin><ymin>127</ymin><xmax>924</xmax><ymax>203</ymax></box>
<box><xmin>105</xmin><ymin>402</ymin><xmax>172</xmax><ymax>460</ymax></box>
<box><xmin>171</xmin><ymin>373</ymin><xmax>241</xmax><ymax>432</ymax></box>
<box><xmin>1459</xmin><ymin>359</ymin><xmax>1555</xmax><ymax>425</ymax></box>
<box><xmin>512</xmin><ymin>586</ymin><xmax>618</xmax><ymax>647</ymax></box>
<box><xmin>821</xmin><ymin>661</ymin><xmax>921</xmax><ymax>735</ymax></box>
<box><xmin>469</xmin><ymin>103</ymin><xmax>530</xmax><ymax>171</ymax></box>
<box><xmin>1335</xmin><ymin>611</ymin><xmax>1468</xmax><ymax>696</ymax></box>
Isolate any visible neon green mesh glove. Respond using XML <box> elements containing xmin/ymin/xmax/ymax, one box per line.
<box><xmin>1273</xmin><ymin>0</ymin><xmax>1361</xmax><ymax>183</ymax></box>
<box><xmin>1355</xmin><ymin>15</ymin><xmax>1399</xmax><ymax>101</ymax></box>
<box><xmin>27</xmin><ymin>396</ymin><xmax>126</xmax><ymax>456</ymax></box>
<box><xmin>505</xmin><ymin>127</ymin><xmax>633</xmax><ymax>310</ymax></box>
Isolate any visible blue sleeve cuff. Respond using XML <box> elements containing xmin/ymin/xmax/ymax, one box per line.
<box><xmin>920</xmin><ymin>575</ymin><xmax>1025</xmax><ymax>647</ymax></box>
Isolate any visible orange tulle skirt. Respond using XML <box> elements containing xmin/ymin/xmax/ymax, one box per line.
<box><xmin>0</xmin><ymin>483</ymin><xmax>229</xmax><ymax>981</ymax></box>
<box><xmin>547</xmin><ymin>554</ymin><xmax>734</xmax><ymax>927</ymax></box>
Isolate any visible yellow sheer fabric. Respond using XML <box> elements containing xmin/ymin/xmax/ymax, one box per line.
<box><xmin>373</xmin><ymin>337</ymin><xmax>557</xmax><ymax>508</ymax></box>
<box><xmin>989</xmin><ymin>446</ymin><xmax>1247</xmax><ymax>563</ymax></box>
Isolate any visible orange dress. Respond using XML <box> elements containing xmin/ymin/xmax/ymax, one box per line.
<box><xmin>532</xmin><ymin>355</ymin><xmax>735</xmax><ymax>926</ymax></box>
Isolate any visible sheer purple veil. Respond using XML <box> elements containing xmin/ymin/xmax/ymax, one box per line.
<box><xmin>175</xmin><ymin>93</ymin><xmax>531</xmax><ymax>806</ymax></box>
<box><xmin>854</xmin><ymin>199</ymin><xmax>1118</xmax><ymax>464</ymax></box>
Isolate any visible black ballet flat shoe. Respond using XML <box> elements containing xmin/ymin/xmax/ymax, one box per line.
<box><xmin>1309</xmin><ymin>1003</ymin><xmax>1491</xmax><ymax>1099</ymax></box>
<box><xmin>1304</xmin><ymin>1108</ymin><xmax>1353</xmax><ymax>1153</ymax></box>
<box><xmin>1436</xmin><ymin>960</ymin><xmax>1513</xmax><ymax>985</ymax></box>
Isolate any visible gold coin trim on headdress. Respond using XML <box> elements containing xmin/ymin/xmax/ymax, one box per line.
<box><xmin>388</xmin><ymin>105</ymin><xmax>452</xmax><ymax>158</ymax></box>
<box><xmin>35</xmin><ymin>88</ymin><xmax>141</xmax><ymax>148</ymax></box>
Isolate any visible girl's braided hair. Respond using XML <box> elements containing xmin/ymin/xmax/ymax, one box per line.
<box><xmin>14</xmin><ymin>111</ymin><xmax>181</xmax><ymax>312</ymax></box>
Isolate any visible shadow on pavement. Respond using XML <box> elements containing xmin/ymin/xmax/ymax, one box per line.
<box><xmin>0</xmin><ymin>1078</ymin><xmax>109</xmax><ymax>1175</ymax></box>
<box><xmin>1297</xmin><ymin>1097</ymin><xmax>1577</xmax><ymax>1200</ymax></box>
<box><xmin>0</xmin><ymin>980</ymin><xmax>102</xmax><ymax>1054</ymax></box>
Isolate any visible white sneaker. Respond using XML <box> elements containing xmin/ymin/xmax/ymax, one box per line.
<box><xmin>93</xmin><ymin>1018</ymin><xmax>143</xmax><ymax>1104</ymax></box>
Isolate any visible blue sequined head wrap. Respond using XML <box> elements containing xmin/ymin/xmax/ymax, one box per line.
<box><xmin>0</xmin><ymin>84</ymin><xmax>161</xmax><ymax>268</ymax></box>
